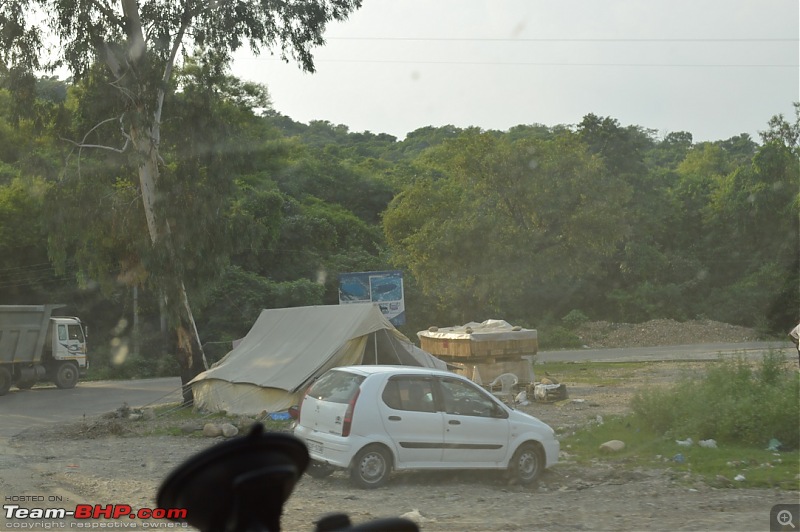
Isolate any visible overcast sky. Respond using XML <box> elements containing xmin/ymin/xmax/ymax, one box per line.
<box><xmin>230</xmin><ymin>0</ymin><xmax>799</xmax><ymax>142</ymax></box>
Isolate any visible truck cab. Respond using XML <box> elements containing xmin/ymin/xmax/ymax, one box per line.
<box><xmin>48</xmin><ymin>317</ymin><xmax>89</xmax><ymax>378</ymax></box>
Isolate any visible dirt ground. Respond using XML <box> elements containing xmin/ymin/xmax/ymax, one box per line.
<box><xmin>3</xmin><ymin>356</ymin><xmax>797</xmax><ymax>532</ymax></box>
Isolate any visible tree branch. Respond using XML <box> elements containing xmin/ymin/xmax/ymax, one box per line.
<box><xmin>60</xmin><ymin>115</ymin><xmax>130</xmax><ymax>154</ymax></box>
<box><xmin>153</xmin><ymin>4</ymin><xmax>196</xmax><ymax>145</ymax></box>
<box><xmin>88</xmin><ymin>0</ymin><xmax>125</xmax><ymax>30</ymax></box>
<box><xmin>120</xmin><ymin>0</ymin><xmax>146</xmax><ymax>65</ymax></box>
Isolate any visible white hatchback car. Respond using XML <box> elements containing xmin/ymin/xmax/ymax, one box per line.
<box><xmin>293</xmin><ymin>365</ymin><xmax>559</xmax><ymax>488</ymax></box>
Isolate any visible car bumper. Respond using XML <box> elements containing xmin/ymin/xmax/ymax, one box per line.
<box><xmin>543</xmin><ymin>437</ymin><xmax>560</xmax><ymax>468</ymax></box>
<box><xmin>294</xmin><ymin>426</ymin><xmax>357</xmax><ymax>469</ymax></box>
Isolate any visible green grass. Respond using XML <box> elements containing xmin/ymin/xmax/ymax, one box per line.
<box><xmin>558</xmin><ymin>351</ymin><xmax>800</xmax><ymax>491</ymax></box>
<box><xmin>535</xmin><ymin>360</ymin><xmax>654</xmax><ymax>387</ymax></box>
<box><xmin>631</xmin><ymin>351</ymin><xmax>799</xmax><ymax>447</ymax></box>
<box><xmin>562</xmin><ymin>415</ymin><xmax>799</xmax><ymax>490</ymax></box>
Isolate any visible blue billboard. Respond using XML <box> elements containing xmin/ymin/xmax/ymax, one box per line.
<box><xmin>339</xmin><ymin>270</ymin><xmax>405</xmax><ymax>326</ymax></box>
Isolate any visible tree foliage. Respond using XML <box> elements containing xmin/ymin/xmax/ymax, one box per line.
<box><xmin>2</xmin><ymin>0</ymin><xmax>362</xmax><ymax>390</ymax></box>
<box><xmin>1</xmin><ymin>49</ymin><xmax>796</xmax><ymax>378</ymax></box>
<box><xmin>384</xmin><ymin>129</ymin><xmax>631</xmax><ymax>324</ymax></box>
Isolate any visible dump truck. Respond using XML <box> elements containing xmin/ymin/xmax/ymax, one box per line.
<box><xmin>0</xmin><ymin>304</ymin><xmax>88</xmax><ymax>395</ymax></box>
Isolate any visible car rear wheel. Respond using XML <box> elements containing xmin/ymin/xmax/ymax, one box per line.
<box><xmin>350</xmin><ymin>445</ymin><xmax>391</xmax><ymax>489</ymax></box>
<box><xmin>509</xmin><ymin>443</ymin><xmax>543</xmax><ymax>484</ymax></box>
<box><xmin>306</xmin><ymin>460</ymin><xmax>335</xmax><ymax>479</ymax></box>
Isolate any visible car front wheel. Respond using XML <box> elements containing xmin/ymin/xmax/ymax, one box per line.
<box><xmin>509</xmin><ymin>443</ymin><xmax>543</xmax><ymax>484</ymax></box>
<box><xmin>350</xmin><ymin>445</ymin><xmax>392</xmax><ymax>489</ymax></box>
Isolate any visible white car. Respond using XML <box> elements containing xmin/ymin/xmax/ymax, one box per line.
<box><xmin>293</xmin><ymin>365</ymin><xmax>559</xmax><ymax>488</ymax></box>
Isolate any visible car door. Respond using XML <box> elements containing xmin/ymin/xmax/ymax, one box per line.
<box><xmin>436</xmin><ymin>376</ymin><xmax>511</xmax><ymax>465</ymax></box>
<box><xmin>378</xmin><ymin>376</ymin><xmax>445</xmax><ymax>466</ymax></box>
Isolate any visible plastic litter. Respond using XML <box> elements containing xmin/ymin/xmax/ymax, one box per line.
<box><xmin>734</xmin><ymin>474</ymin><xmax>746</xmax><ymax>482</ymax></box>
<box><xmin>766</xmin><ymin>438</ymin><xmax>782</xmax><ymax>451</ymax></box>
<box><xmin>672</xmin><ymin>453</ymin><xmax>685</xmax><ymax>463</ymax></box>
<box><xmin>269</xmin><ymin>412</ymin><xmax>291</xmax><ymax>420</ymax></box>
<box><xmin>675</xmin><ymin>437</ymin><xmax>693</xmax><ymax>447</ymax></box>
<box><xmin>699</xmin><ymin>439</ymin><xmax>717</xmax><ymax>448</ymax></box>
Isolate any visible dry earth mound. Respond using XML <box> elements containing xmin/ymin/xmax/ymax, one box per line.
<box><xmin>575</xmin><ymin>318</ymin><xmax>758</xmax><ymax>348</ymax></box>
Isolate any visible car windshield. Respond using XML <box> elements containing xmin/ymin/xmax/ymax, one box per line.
<box><xmin>307</xmin><ymin>371</ymin><xmax>364</xmax><ymax>404</ymax></box>
<box><xmin>1</xmin><ymin>1</ymin><xmax>797</xmax><ymax>531</ymax></box>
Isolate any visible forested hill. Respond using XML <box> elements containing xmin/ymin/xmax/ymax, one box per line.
<box><xmin>0</xmin><ymin>75</ymin><xmax>796</xmax><ymax>375</ymax></box>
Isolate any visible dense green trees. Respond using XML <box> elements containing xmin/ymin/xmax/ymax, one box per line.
<box><xmin>2</xmin><ymin>0</ymin><xmax>363</xmax><ymax>391</ymax></box>
<box><xmin>0</xmin><ymin>65</ymin><xmax>796</xmax><ymax>378</ymax></box>
<box><xmin>383</xmin><ymin>129</ymin><xmax>631</xmax><ymax>328</ymax></box>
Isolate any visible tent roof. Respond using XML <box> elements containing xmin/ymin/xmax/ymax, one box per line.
<box><xmin>190</xmin><ymin>304</ymin><xmax>428</xmax><ymax>392</ymax></box>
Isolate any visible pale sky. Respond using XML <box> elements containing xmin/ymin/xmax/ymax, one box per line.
<box><xmin>230</xmin><ymin>0</ymin><xmax>799</xmax><ymax>143</ymax></box>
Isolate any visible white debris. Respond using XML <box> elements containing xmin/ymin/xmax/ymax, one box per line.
<box><xmin>675</xmin><ymin>438</ymin><xmax>693</xmax><ymax>447</ymax></box>
<box><xmin>699</xmin><ymin>439</ymin><xmax>717</xmax><ymax>448</ymax></box>
<box><xmin>734</xmin><ymin>474</ymin><xmax>746</xmax><ymax>482</ymax></box>
<box><xmin>399</xmin><ymin>509</ymin><xmax>436</xmax><ymax>523</ymax></box>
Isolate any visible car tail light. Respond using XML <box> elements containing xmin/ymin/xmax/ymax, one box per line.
<box><xmin>287</xmin><ymin>405</ymin><xmax>299</xmax><ymax>420</ymax></box>
<box><xmin>342</xmin><ymin>388</ymin><xmax>360</xmax><ymax>437</ymax></box>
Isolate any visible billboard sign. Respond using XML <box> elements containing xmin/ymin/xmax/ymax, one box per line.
<box><xmin>338</xmin><ymin>270</ymin><xmax>405</xmax><ymax>326</ymax></box>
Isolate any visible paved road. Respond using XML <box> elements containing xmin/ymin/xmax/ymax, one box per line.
<box><xmin>0</xmin><ymin>377</ymin><xmax>183</xmax><ymax>438</ymax></box>
<box><xmin>0</xmin><ymin>341</ymin><xmax>795</xmax><ymax>438</ymax></box>
<box><xmin>538</xmin><ymin>340</ymin><xmax>795</xmax><ymax>363</ymax></box>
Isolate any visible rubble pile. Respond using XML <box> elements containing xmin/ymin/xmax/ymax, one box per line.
<box><xmin>575</xmin><ymin>319</ymin><xmax>758</xmax><ymax>348</ymax></box>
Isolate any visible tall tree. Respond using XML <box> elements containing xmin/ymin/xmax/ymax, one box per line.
<box><xmin>384</xmin><ymin>129</ymin><xmax>631</xmax><ymax>325</ymax></box>
<box><xmin>4</xmin><ymin>0</ymin><xmax>361</xmax><ymax>399</ymax></box>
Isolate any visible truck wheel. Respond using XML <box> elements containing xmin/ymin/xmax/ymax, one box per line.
<box><xmin>0</xmin><ymin>367</ymin><xmax>12</xmax><ymax>396</ymax></box>
<box><xmin>55</xmin><ymin>363</ymin><xmax>79</xmax><ymax>389</ymax></box>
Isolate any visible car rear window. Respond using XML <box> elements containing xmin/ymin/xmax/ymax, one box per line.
<box><xmin>307</xmin><ymin>370</ymin><xmax>365</xmax><ymax>404</ymax></box>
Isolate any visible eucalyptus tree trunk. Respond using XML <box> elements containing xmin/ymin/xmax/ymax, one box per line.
<box><xmin>114</xmin><ymin>0</ymin><xmax>206</xmax><ymax>404</ymax></box>
<box><xmin>132</xmin><ymin>125</ymin><xmax>207</xmax><ymax>404</ymax></box>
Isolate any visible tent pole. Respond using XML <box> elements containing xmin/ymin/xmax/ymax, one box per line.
<box><xmin>374</xmin><ymin>332</ymin><xmax>378</xmax><ymax>364</ymax></box>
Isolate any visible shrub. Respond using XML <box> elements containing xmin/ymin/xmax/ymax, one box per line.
<box><xmin>538</xmin><ymin>325</ymin><xmax>583</xmax><ymax>349</ymax></box>
<box><xmin>562</xmin><ymin>309</ymin><xmax>590</xmax><ymax>330</ymax></box>
<box><xmin>631</xmin><ymin>350</ymin><xmax>799</xmax><ymax>449</ymax></box>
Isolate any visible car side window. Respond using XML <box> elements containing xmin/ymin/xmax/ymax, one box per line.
<box><xmin>382</xmin><ymin>378</ymin><xmax>435</xmax><ymax>413</ymax></box>
<box><xmin>439</xmin><ymin>378</ymin><xmax>497</xmax><ymax>418</ymax></box>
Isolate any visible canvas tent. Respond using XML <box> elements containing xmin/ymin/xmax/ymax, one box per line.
<box><xmin>190</xmin><ymin>304</ymin><xmax>446</xmax><ymax>415</ymax></box>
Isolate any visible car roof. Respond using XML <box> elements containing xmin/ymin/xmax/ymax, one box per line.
<box><xmin>330</xmin><ymin>365</ymin><xmax>457</xmax><ymax>379</ymax></box>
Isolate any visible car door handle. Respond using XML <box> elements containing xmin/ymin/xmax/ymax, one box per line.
<box><xmin>388</xmin><ymin>416</ymin><xmax>401</xmax><ymax>421</ymax></box>
<box><xmin>448</xmin><ymin>420</ymin><xmax>461</xmax><ymax>425</ymax></box>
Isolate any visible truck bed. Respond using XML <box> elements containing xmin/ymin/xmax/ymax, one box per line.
<box><xmin>0</xmin><ymin>305</ymin><xmax>64</xmax><ymax>364</ymax></box>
